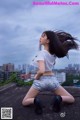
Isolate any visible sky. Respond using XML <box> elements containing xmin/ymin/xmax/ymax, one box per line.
<box><xmin>0</xmin><ymin>0</ymin><xmax>80</xmax><ymax>69</ymax></box>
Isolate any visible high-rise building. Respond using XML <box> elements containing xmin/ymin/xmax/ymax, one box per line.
<box><xmin>0</xmin><ymin>70</ymin><xmax>4</xmax><ymax>82</ymax></box>
<box><xmin>22</xmin><ymin>64</ymin><xmax>27</xmax><ymax>73</ymax></box>
<box><xmin>0</xmin><ymin>66</ymin><xmax>2</xmax><ymax>71</ymax></box>
<box><xmin>2</xmin><ymin>63</ymin><xmax>14</xmax><ymax>72</ymax></box>
<box><xmin>68</xmin><ymin>64</ymin><xmax>72</xmax><ymax>70</ymax></box>
<box><xmin>18</xmin><ymin>65</ymin><xmax>21</xmax><ymax>71</ymax></box>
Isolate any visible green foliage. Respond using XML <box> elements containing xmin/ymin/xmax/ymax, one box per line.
<box><xmin>9</xmin><ymin>72</ymin><xmax>33</xmax><ymax>87</ymax></box>
<box><xmin>62</xmin><ymin>79</ymin><xmax>73</xmax><ymax>86</ymax></box>
<box><xmin>0</xmin><ymin>71</ymin><xmax>33</xmax><ymax>87</ymax></box>
<box><xmin>0</xmin><ymin>72</ymin><xmax>19</xmax><ymax>86</ymax></box>
<box><xmin>9</xmin><ymin>72</ymin><xmax>18</xmax><ymax>82</ymax></box>
<box><xmin>16</xmin><ymin>80</ymin><xmax>24</xmax><ymax>86</ymax></box>
<box><xmin>62</xmin><ymin>74</ymin><xmax>80</xmax><ymax>86</ymax></box>
<box><xmin>0</xmin><ymin>79</ymin><xmax>12</xmax><ymax>86</ymax></box>
<box><xmin>1</xmin><ymin>72</ymin><xmax>80</xmax><ymax>87</ymax></box>
<box><xmin>23</xmin><ymin>81</ymin><xmax>33</xmax><ymax>86</ymax></box>
<box><xmin>16</xmin><ymin>80</ymin><xmax>33</xmax><ymax>87</ymax></box>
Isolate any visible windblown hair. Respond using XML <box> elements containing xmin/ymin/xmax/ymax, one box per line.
<box><xmin>43</xmin><ymin>30</ymin><xmax>79</xmax><ymax>58</ymax></box>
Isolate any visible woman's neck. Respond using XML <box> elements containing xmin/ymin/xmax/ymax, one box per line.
<box><xmin>44</xmin><ymin>44</ymin><xmax>49</xmax><ymax>52</ymax></box>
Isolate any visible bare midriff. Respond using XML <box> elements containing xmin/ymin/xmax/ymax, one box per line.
<box><xmin>43</xmin><ymin>71</ymin><xmax>54</xmax><ymax>76</ymax></box>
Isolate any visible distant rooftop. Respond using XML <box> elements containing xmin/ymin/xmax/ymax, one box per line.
<box><xmin>0</xmin><ymin>83</ymin><xmax>80</xmax><ymax>120</ymax></box>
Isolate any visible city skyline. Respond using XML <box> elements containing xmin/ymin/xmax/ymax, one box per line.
<box><xmin>0</xmin><ymin>0</ymin><xmax>80</xmax><ymax>69</ymax></box>
<box><xmin>0</xmin><ymin>62</ymin><xmax>80</xmax><ymax>70</ymax></box>
<box><xmin>0</xmin><ymin>62</ymin><xmax>80</xmax><ymax>82</ymax></box>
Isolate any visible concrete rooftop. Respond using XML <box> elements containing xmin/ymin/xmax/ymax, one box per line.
<box><xmin>0</xmin><ymin>83</ymin><xmax>80</xmax><ymax>120</ymax></box>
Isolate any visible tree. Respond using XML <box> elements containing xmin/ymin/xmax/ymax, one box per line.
<box><xmin>9</xmin><ymin>72</ymin><xmax>18</xmax><ymax>82</ymax></box>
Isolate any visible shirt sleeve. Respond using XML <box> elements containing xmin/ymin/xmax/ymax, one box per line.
<box><xmin>36</xmin><ymin>51</ymin><xmax>44</xmax><ymax>61</ymax></box>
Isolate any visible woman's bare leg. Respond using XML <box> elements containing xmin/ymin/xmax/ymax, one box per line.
<box><xmin>22</xmin><ymin>86</ymin><xmax>40</xmax><ymax>106</ymax></box>
<box><xmin>53</xmin><ymin>85</ymin><xmax>75</xmax><ymax>103</ymax></box>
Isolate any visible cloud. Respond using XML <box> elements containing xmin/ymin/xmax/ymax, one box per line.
<box><xmin>0</xmin><ymin>0</ymin><xmax>80</xmax><ymax>69</ymax></box>
<box><xmin>0</xmin><ymin>0</ymin><xmax>33</xmax><ymax>15</ymax></box>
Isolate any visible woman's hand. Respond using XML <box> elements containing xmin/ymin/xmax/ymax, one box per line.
<box><xmin>34</xmin><ymin>74</ymin><xmax>41</xmax><ymax>80</ymax></box>
<box><xmin>34</xmin><ymin>71</ymin><xmax>43</xmax><ymax>80</ymax></box>
<box><xmin>34</xmin><ymin>74</ymin><xmax>38</xmax><ymax>80</ymax></box>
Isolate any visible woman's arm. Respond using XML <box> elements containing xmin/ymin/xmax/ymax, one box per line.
<box><xmin>34</xmin><ymin>60</ymin><xmax>45</xmax><ymax>80</ymax></box>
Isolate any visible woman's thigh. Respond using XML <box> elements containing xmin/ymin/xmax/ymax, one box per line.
<box><xmin>23</xmin><ymin>86</ymin><xmax>40</xmax><ymax>100</ymax></box>
<box><xmin>53</xmin><ymin>85</ymin><xmax>73</xmax><ymax>97</ymax></box>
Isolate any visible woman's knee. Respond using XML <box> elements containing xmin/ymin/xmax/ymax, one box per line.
<box><xmin>63</xmin><ymin>95</ymin><xmax>75</xmax><ymax>103</ymax></box>
<box><xmin>22</xmin><ymin>97</ymin><xmax>29</xmax><ymax>106</ymax></box>
<box><xmin>22</xmin><ymin>98</ymin><xmax>26</xmax><ymax>106</ymax></box>
<box><xmin>22</xmin><ymin>97</ymin><xmax>35</xmax><ymax>106</ymax></box>
<box><xmin>70</xmin><ymin>95</ymin><xmax>75</xmax><ymax>103</ymax></box>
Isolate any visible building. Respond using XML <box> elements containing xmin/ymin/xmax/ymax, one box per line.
<box><xmin>0</xmin><ymin>66</ymin><xmax>2</xmax><ymax>71</ymax></box>
<box><xmin>20</xmin><ymin>73</ymin><xmax>31</xmax><ymax>80</ymax></box>
<box><xmin>22</xmin><ymin>64</ymin><xmax>27</xmax><ymax>73</ymax></box>
<box><xmin>0</xmin><ymin>70</ymin><xmax>4</xmax><ymax>82</ymax></box>
<box><xmin>65</xmin><ymin>64</ymin><xmax>80</xmax><ymax>75</ymax></box>
<box><xmin>2</xmin><ymin>63</ymin><xmax>14</xmax><ymax>72</ymax></box>
<box><xmin>18</xmin><ymin>65</ymin><xmax>21</xmax><ymax>71</ymax></box>
<box><xmin>55</xmin><ymin>72</ymin><xmax>66</xmax><ymax>84</ymax></box>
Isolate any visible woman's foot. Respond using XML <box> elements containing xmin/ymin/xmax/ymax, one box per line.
<box><xmin>52</xmin><ymin>95</ymin><xmax>62</xmax><ymax>112</ymax></box>
<box><xmin>34</xmin><ymin>97</ymin><xmax>43</xmax><ymax>115</ymax></box>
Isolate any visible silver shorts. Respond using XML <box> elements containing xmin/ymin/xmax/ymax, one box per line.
<box><xmin>32</xmin><ymin>75</ymin><xmax>60</xmax><ymax>92</ymax></box>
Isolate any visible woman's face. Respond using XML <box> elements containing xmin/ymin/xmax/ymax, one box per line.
<box><xmin>39</xmin><ymin>33</ymin><xmax>49</xmax><ymax>45</ymax></box>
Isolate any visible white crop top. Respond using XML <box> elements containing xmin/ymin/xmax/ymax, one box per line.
<box><xmin>30</xmin><ymin>50</ymin><xmax>56</xmax><ymax>72</ymax></box>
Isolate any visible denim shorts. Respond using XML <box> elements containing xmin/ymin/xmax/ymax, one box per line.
<box><xmin>32</xmin><ymin>75</ymin><xmax>60</xmax><ymax>92</ymax></box>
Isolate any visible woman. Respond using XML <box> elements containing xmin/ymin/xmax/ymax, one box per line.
<box><xmin>22</xmin><ymin>30</ymin><xmax>78</xmax><ymax>114</ymax></box>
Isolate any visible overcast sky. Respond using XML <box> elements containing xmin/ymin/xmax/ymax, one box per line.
<box><xmin>0</xmin><ymin>0</ymin><xmax>80</xmax><ymax>69</ymax></box>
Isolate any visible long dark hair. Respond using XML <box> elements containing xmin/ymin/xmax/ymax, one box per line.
<box><xmin>43</xmin><ymin>30</ymin><xmax>79</xmax><ymax>58</ymax></box>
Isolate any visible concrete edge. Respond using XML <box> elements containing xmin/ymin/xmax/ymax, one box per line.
<box><xmin>0</xmin><ymin>84</ymin><xmax>80</xmax><ymax>97</ymax></box>
<box><xmin>0</xmin><ymin>83</ymin><xmax>16</xmax><ymax>93</ymax></box>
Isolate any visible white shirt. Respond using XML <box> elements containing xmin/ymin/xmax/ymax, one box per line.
<box><xmin>30</xmin><ymin>50</ymin><xmax>56</xmax><ymax>72</ymax></box>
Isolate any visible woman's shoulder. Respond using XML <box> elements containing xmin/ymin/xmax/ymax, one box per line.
<box><xmin>42</xmin><ymin>50</ymin><xmax>56</xmax><ymax>57</ymax></box>
<box><xmin>37</xmin><ymin>50</ymin><xmax>56</xmax><ymax>58</ymax></box>
<box><xmin>37</xmin><ymin>50</ymin><xmax>45</xmax><ymax>55</ymax></box>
